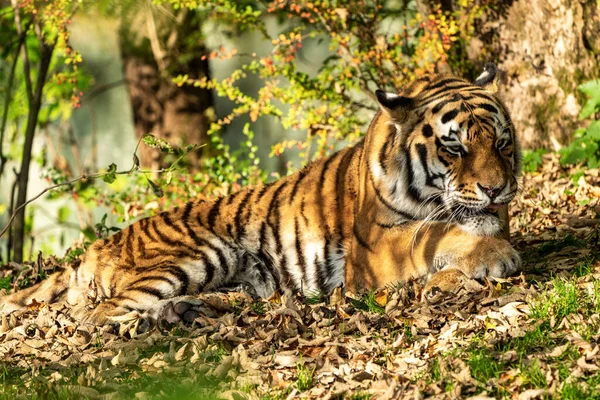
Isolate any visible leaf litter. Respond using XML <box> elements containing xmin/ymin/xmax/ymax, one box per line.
<box><xmin>0</xmin><ymin>153</ymin><xmax>599</xmax><ymax>399</ymax></box>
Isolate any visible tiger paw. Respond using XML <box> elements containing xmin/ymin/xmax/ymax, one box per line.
<box><xmin>422</xmin><ymin>269</ymin><xmax>484</xmax><ymax>303</ymax></box>
<box><xmin>151</xmin><ymin>297</ymin><xmax>206</xmax><ymax>329</ymax></box>
<box><xmin>434</xmin><ymin>237</ymin><xmax>521</xmax><ymax>280</ymax></box>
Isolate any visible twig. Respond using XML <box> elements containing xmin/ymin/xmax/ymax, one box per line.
<box><xmin>81</xmin><ymin>79</ymin><xmax>128</xmax><ymax>104</ymax></box>
<box><xmin>0</xmin><ymin>143</ymin><xmax>204</xmax><ymax>240</ymax></box>
<box><xmin>146</xmin><ymin>6</ymin><xmax>167</xmax><ymax>72</ymax></box>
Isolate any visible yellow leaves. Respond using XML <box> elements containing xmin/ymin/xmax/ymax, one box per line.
<box><xmin>374</xmin><ymin>288</ymin><xmax>389</xmax><ymax>307</ymax></box>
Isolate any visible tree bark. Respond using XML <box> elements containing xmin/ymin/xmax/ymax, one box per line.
<box><xmin>419</xmin><ymin>0</ymin><xmax>600</xmax><ymax>149</ymax></box>
<box><xmin>119</xmin><ymin>8</ymin><xmax>213</xmax><ymax>171</ymax></box>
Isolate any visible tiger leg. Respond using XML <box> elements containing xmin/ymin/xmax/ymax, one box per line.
<box><xmin>83</xmin><ymin>249</ymin><xmax>255</xmax><ymax>327</ymax></box>
<box><xmin>0</xmin><ymin>269</ymin><xmax>74</xmax><ymax>314</ymax></box>
<box><xmin>346</xmin><ymin>221</ymin><xmax>520</xmax><ymax>291</ymax></box>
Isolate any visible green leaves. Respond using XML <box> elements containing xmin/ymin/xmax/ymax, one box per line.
<box><xmin>560</xmin><ymin>81</ymin><xmax>600</xmax><ymax>170</ymax></box>
<box><xmin>578</xmin><ymin>80</ymin><xmax>600</xmax><ymax>120</ymax></box>
<box><xmin>142</xmin><ymin>134</ymin><xmax>174</xmax><ymax>153</ymax></box>
<box><xmin>522</xmin><ymin>149</ymin><xmax>546</xmax><ymax>173</ymax></box>
<box><xmin>102</xmin><ymin>163</ymin><xmax>118</xmax><ymax>184</ymax></box>
<box><xmin>146</xmin><ymin>177</ymin><xmax>164</xmax><ymax>198</ymax></box>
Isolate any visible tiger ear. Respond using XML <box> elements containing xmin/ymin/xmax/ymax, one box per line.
<box><xmin>474</xmin><ymin>62</ymin><xmax>499</xmax><ymax>94</ymax></box>
<box><xmin>375</xmin><ymin>90</ymin><xmax>413</xmax><ymax>122</ymax></box>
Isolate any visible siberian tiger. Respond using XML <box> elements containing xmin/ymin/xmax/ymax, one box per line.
<box><xmin>1</xmin><ymin>63</ymin><xmax>521</xmax><ymax>325</ymax></box>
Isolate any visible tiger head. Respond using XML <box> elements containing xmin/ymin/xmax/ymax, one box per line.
<box><xmin>369</xmin><ymin>64</ymin><xmax>521</xmax><ymax>236</ymax></box>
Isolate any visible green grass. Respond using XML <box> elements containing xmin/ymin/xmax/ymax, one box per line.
<box><xmin>296</xmin><ymin>361</ymin><xmax>315</xmax><ymax>392</ymax></box>
<box><xmin>250</xmin><ymin>300</ymin><xmax>266</xmax><ymax>315</ymax></box>
<box><xmin>0</xmin><ymin>362</ymin><xmax>226</xmax><ymax>400</ymax></box>
<box><xmin>349</xmin><ymin>290</ymin><xmax>385</xmax><ymax>314</ymax></box>
<box><xmin>348</xmin><ymin>391</ymin><xmax>372</xmax><ymax>400</ymax></box>
<box><xmin>572</xmin><ymin>254</ymin><xmax>598</xmax><ymax>277</ymax></box>
<box><xmin>467</xmin><ymin>349</ymin><xmax>503</xmax><ymax>384</ymax></box>
<box><xmin>520</xmin><ymin>360</ymin><xmax>547</xmax><ymax>389</ymax></box>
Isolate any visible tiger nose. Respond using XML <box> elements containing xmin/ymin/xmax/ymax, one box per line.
<box><xmin>477</xmin><ymin>183</ymin><xmax>503</xmax><ymax>200</ymax></box>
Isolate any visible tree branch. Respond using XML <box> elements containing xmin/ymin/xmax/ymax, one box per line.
<box><xmin>0</xmin><ymin>30</ymin><xmax>27</xmax><ymax>184</ymax></box>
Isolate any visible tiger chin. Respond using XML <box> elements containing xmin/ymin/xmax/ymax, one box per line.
<box><xmin>0</xmin><ymin>63</ymin><xmax>522</xmax><ymax>325</ymax></box>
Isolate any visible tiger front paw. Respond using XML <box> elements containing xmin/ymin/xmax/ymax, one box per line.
<box><xmin>434</xmin><ymin>237</ymin><xmax>521</xmax><ymax>280</ymax></box>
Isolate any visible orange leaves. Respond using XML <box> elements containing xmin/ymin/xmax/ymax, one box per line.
<box><xmin>200</xmin><ymin>46</ymin><xmax>238</xmax><ymax>61</ymax></box>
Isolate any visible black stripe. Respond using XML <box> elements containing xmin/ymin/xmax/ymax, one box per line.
<box><xmin>160</xmin><ymin>264</ymin><xmax>190</xmax><ymax>295</ymax></box>
<box><xmin>160</xmin><ymin>211</ymin><xmax>176</xmax><ymax>227</ymax></box>
<box><xmin>378</xmin><ymin>125</ymin><xmax>396</xmax><ymax>174</ymax></box>
<box><xmin>418</xmin><ymin>83</ymin><xmax>472</xmax><ymax>107</ymax></box>
<box><xmin>136</xmin><ymin>236</ymin><xmax>146</xmax><ymax>254</ymax></box>
<box><xmin>294</xmin><ymin>217</ymin><xmax>307</xmax><ymax>286</ymax></box>
<box><xmin>289</xmin><ymin>168</ymin><xmax>308</xmax><ymax>205</ymax></box>
<box><xmin>124</xmin><ymin>228</ymin><xmax>134</xmax><ymax>262</ymax></box>
<box><xmin>129</xmin><ymin>286</ymin><xmax>164</xmax><ymax>299</ymax></box>
<box><xmin>323</xmin><ymin>237</ymin><xmax>332</xmax><ymax>283</ymax></box>
<box><xmin>353</xmin><ymin>223</ymin><xmax>373</xmax><ymax>252</ymax></box>
<box><xmin>226</xmin><ymin>190</ymin><xmax>242</xmax><ymax>205</ymax></box>
<box><xmin>49</xmin><ymin>287</ymin><xmax>68</xmax><ymax>304</ymax></box>
<box><xmin>427</xmin><ymin>78</ymin><xmax>465</xmax><ymax>91</ymax></box>
<box><xmin>129</xmin><ymin>275</ymin><xmax>177</xmax><ymax>289</ymax></box>
<box><xmin>149</xmin><ymin>220</ymin><xmax>194</xmax><ymax>253</ymax></box>
<box><xmin>257</xmin><ymin>221</ymin><xmax>280</xmax><ymax>285</ymax></box>
<box><xmin>432</xmin><ymin>99</ymin><xmax>452</xmax><ymax>114</ymax></box>
<box><xmin>422</xmin><ymin>124</ymin><xmax>433</xmax><ymax>138</ymax></box>
<box><xmin>256</xmin><ymin>181</ymin><xmax>275</xmax><ymax>202</ymax></box>
<box><xmin>207</xmin><ymin>196</ymin><xmax>225</xmax><ymax>230</ymax></box>
<box><xmin>478</xmin><ymin>103</ymin><xmax>500</xmax><ymax>115</ymax></box>
<box><xmin>315</xmin><ymin>253</ymin><xmax>327</xmax><ymax>292</ymax></box>
<box><xmin>335</xmin><ymin>148</ymin><xmax>356</xmax><ymax>237</ymax></box>
<box><xmin>441</xmin><ymin>109</ymin><xmax>459</xmax><ymax>124</ymax></box>
<box><xmin>267</xmin><ymin>182</ymin><xmax>288</xmax><ymax>255</ymax></box>
<box><xmin>376</xmin><ymin>221</ymin><xmax>409</xmax><ymax>228</ymax></box>
<box><xmin>367</xmin><ymin>161</ymin><xmax>415</xmax><ymax>220</ymax></box>
<box><xmin>182</xmin><ymin>201</ymin><xmax>194</xmax><ymax>219</ymax></box>
<box><xmin>182</xmin><ymin>209</ymin><xmax>231</xmax><ymax>280</ymax></box>
<box><xmin>416</xmin><ymin>143</ymin><xmax>445</xmax><ymax>190</ymax></box>
<box><xmin>234</xmin><ymin>189</ymin><xmax>255</xmax><ymax>242</ymax></box>
<box><xmin>300</xmin><ymin>199</ymin><xmax>309</xmax><ymax>225</ymax></box>
<box><xmin>435</xmin><ymin>138</ymin><xmax>450</xmax><ymax>167</ymax></box>
<box><xmin>197</xmin><ymin>251</ymin><xmax>216</xmax><ymax>288</ymax></box>
<box><xmin>404</xmin><ymin>148</ymin><xmax>422</xmax><ymax>202</ymax></box>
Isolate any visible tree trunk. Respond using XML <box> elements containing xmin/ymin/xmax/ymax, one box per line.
<box><xmin>12</xmin><ymin>44</ymin><xmax>54</xmax><ymax>263</ymax></box>
<box><xmin>419</xmin><ymin>0</ymin><xmax>600</xmax><ymax>149</ymax></box>
<box><xmin>119</xmin><ymin>8</ymin><xmax>213</xmax><ymax>171</ymax></box>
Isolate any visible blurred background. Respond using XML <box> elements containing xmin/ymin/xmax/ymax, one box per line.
<box><xmin>0</xmin><ymin>0</ymin><xmax>598</xmax><ymax>263</ymax></box>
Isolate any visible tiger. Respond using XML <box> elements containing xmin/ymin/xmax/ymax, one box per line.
<box><xmin>0</xmin><ymin>63</ymin><xmax>522</xmax><ymax>325</ymax></box>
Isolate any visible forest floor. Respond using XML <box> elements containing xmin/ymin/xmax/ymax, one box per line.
<box><xmin>1</xmin><ymin>154</ymin><xmax>600</xmax><ymax>400</ymax></box>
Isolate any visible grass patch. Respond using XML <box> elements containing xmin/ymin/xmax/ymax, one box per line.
<box><xmin>296</xmin><ymin>361</ymin><xmax>315</xmax><ymax>392</ymax></box>
<box><xmin>467</xmin><ymin>349</ymin><xmax>503</xmax><ymax>384</ymax></box>
<box><xmin>349</xmin><ymin>291</ymin><xmax>385</xmax><ymax>314</ymax></box>
<box><xmin>348</xmin><ymin>391</ymin><xmax>372</xmax><ymax>400</ymax></box>
<box><xmin>520</xmin><ymin>360</ymin><xmax>547</xmax><ymax>389</ymax></box>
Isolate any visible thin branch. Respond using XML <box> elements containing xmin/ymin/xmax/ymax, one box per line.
<box><xmin>81</xmin><ymin>79</ymin><xmax>128</xmax><ymax>104</ymax></box>
<box><xmin>0</xmin><ymin>144</ymin><xmax>204</xmax><ymax>240</ymax></box>
<box><xmin>146</xmin><ymin>7</ymin><xmax>167</xmax><ymax>72</ymax></box>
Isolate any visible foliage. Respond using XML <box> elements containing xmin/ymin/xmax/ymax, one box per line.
<box><xmin>171</xmin><ymin>0</ymin><xmax>488</xmax><ymax>162</ymax></box>
<box><xmin>521</xmin><ymin>148</ymin><xmax>546</xmax><ymax>173</ymax></box>
<box><xmin>559</xmin><ymin>80</ymin><xmax>600</xmax><ymax>169</ymax></box>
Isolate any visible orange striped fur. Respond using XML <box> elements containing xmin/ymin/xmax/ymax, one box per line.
<box><xmin>1</xmin><ymin>64</ymin><xmax>522</xmax><ymax>324</ymax></box>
